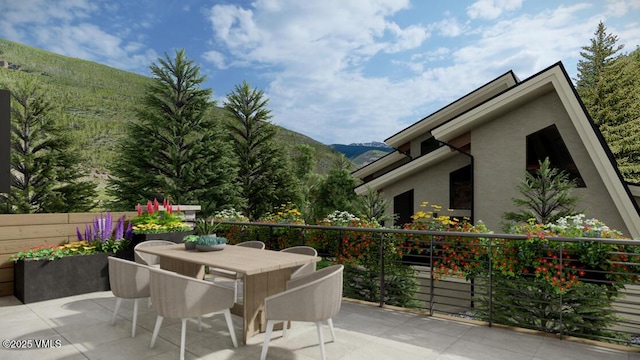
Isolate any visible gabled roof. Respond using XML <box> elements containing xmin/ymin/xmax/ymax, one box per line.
<box><xmin>384</xmin><ymin>71</ymin><xmax>519</xmax><ymax>148</ymax></box>
<box><xmin>356</xmin><ymin>62</ymin><xmax>640</xmax><ymax>238</ymax></box>
<box><xmin>351</xmin><ymin>150</ymin><xmax>407</xmax><ymax>179</ymax></box>
<box><xmin>355</xmin><ymin>146</ymin><xmax>457</xmax><ymax>195</ymax></box>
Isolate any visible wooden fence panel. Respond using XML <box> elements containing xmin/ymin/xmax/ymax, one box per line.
<box><xmin>0</xmin><ymin>212</ymin><xmax>136</xmax><ymax>298</ymax></box>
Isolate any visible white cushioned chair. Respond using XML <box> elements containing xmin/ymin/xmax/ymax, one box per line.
<box><xmin>133</xmin><ymin>240</ymin><xmax>175</xmax><ymax>266</ymax></box>
<box><xmin>260</xmin><ymin>265</ymin><xmax>344</xmax><ymax>360</ymax></box>
<box><xmin>108</xmin><ymin>256</ymin><xmax>151</xmax><ymax>337</ymax></box>
<box><xmin>149</xmin><ymin>267</ymin><xmax>238</xmax><ymax>360</ymax></box>
<box><xmin>209</xmin><ymin>240</ymin><xmax>266</xmax><ymax>301</ymax></box>
<box><xmin>280</xmin><ymin>245</ymin><xmax>318</xmax><ymax>278</ymax></box>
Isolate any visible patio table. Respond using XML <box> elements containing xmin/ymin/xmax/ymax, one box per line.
<box><xmin>135</xmin><ymin>243</ymin><xmax>320</xmax><ymax>344</ymax></box>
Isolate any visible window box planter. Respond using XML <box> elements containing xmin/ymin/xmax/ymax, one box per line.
<box><xmin>14</xmin><ymin>253</ymin><xmax>112</xmax><ymax>304</ymax></box>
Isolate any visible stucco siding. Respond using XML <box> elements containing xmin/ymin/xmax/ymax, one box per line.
<box><xmin>472</xmin><ymin>90</ymin><xmax>629</xmax><ymax>234</ymax></box>
<box><xmin>383</xmin><ymin>153</ymin><xmax>472</xmax><ymax>221</ymax></box>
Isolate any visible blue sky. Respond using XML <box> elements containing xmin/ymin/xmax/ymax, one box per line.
<box><xmin>1</xmin><ymin>1</ymin><xmax>639</xmax><ymax>145</ymax></box>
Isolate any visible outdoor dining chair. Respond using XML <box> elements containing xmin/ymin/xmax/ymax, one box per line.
<box><xmin>280</xmin><ymin>245</ymin><xmax>318</xmax><ymax>278</ymax></box>
<box><xmin>108</xmin><ymin>256</ymin><xmax>151</xmax><ymax>337</ymax></box>
<box><xmin>260</xmin><ymin>264</ymin><xmax>344</xmax><ymax>360</ymax></box>
<box><xmin>209</xmin><ymin>240</ymin><xmax>266</xmax><ymax>301</ymax></box>
<box><xmin>149</xmin><ymin>267</ymin><xmax>238</xmax><ymax>360</ymax></box>
<box><xmin>134</xmin><ymin>240</ymin><xmax>175</xmax><ymax>267</ymax></box>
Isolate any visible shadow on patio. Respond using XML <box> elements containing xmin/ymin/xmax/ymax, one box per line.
<box><xmin>0</xmin><ymin>292</ymin><xmax>637</xmax><ymax>360</ymax></box>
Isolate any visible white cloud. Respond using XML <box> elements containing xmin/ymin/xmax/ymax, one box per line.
<box><xmin>432</xmin><ymin>17</ymin><xmax>468</xmax><ymax>37</ymax></box>
<box><xmin>202</xmin><ymin>50</ymin><xmax>226</xmax><ymax>69</ymax></box>
<box><xmin>605</xmin><ymin>0</ymin><xmax>640</xmax><ymax>16</ymax></box>
<box><xmin>206</xmin><ymin>0</ymin><xmax>640</xmax><ymax>144</ymax></box>
<box><xmin>205</xmin><ymin>0</ymin><xmax>434</xmax><ymax>142</ymax></box>
<box><xmin>467</xmin><ymin>0</ymin><xmax>523</xmax><ymax>20</ymax></box>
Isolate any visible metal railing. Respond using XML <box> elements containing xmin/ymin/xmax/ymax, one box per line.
<box><xmin>215</xmin><ymin>221</ymin><xmax>640</xmax><ymax>347</ymax></box>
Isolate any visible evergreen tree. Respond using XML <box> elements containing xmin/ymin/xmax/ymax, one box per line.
<box><xmin>0</xmin><ymin>79</ymin><xmax>96</xmax><ymax>213</ymax></box>
<box><xmin>312</xmin><ymin>155</ymin><xmax>359</xmax><ymax>219</ymax></box>
<box><xmin>224</xmin><ymin>81</ymin><xmax>298</xmax><ymax>220</ymax></box>
<box><xmin>575</xmin><ymin>21</ymin><xmax>624</xmax><ymax>125</ymax></box>
<box><xmin>503</xmin><ymin>158</ymin><xmax>581</xmax><ymax>226</ymax></box>
<box><xmin>107</xmin><ymin>49</ymin><xmax>240</xmax><ymax>213</ymax></box>
<box><xmin>354</xmin><ymin>186</ymin><xmax>396</xmax><ymax>225</ymax></box>
<box><xmin>576</xmin><ymin>23</ymin><xmax>640</xmax><ymax>182</ymax></box>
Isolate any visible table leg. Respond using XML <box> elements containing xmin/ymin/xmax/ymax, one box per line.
<box><xmin>241</xmin><ymin>268</ymin><xmax>290</xmax><ymax>344</ymax></box>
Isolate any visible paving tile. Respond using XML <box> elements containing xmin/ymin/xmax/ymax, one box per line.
<box><xmin>437</xmin><ymin>338</ymin><xmax>535</xmax><ymax>360</ymax></box>
<box><xmin>0</xmin><ymin>293</ymin><xmax>637</xmax><ymax>360</ymax></box>
<box><xmin>533</xmin><ymin>337</ymin><xmax>630</xmax><ymax>360</ymax></box>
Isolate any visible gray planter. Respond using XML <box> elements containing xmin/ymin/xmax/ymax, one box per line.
<box><xmin>14</xmin><ymin>253</ymin><xmax>111</xmax><ymax>304</ymax></box>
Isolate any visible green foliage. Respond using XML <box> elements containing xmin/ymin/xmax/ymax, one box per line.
<box><xmin>183</xmin><ymin>234</ymin><xmax>198</xmax><ymax>243</ymax></box>
<box><xmin>476</xmin><ymin>277</ymin><xmax>623</xmax><ymax>340</ymax></box>
<box><xmin>0</xmin><ymin>78</ymin><xmax>97</xmax><ymax>213</ymax></box>
<box><xmin>194</xmin><ymin>218</ymin><xmax>221</xmax><ymax>235</ymax></box>
<box><xmin>502</xmin><ymin>158</ymin><xmax>580</xmax><ymax>227</ymax></box>
<box><xmin>354</xmin><ymin>186</ymin><xmax>396</xmax><ymax>225</ymax></box>
<box><xmin>576</xmin><ymin>23</ymin><xmax>640</xmax><ymax>182</ymax></box>
<box><xmin>224</xmin><ymin>80</ymin><xmax>298</xmax><ymax>219</ymax></box>
<box><xmin>0</xmin><ymin>39</ymin><xmax>348</xmax><ymax>205</ymax></box>
<box><xmin>195</xmin><ymin>235</ymin><xmax>227</xmax><ymax>246</ymax></box>
<box><xmin>403</xmin><ymin>204</ymin><xmax>638</xmax><ymax>342</ymax></box>
<box><xmin>311</xmin><ymin>155</ymin><xmax>360</xmax><ymax>221</ymax></box>
<box><xmin>107</xmin><ymin>49</ymin><xmax>240</xmax><ymax>213</ymax></box>
<box><xmin>0</xmin><ymin>38</ymin><xmax>153</xmax><ymax>174</ymax></box>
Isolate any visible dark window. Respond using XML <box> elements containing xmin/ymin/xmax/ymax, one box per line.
<box><xmin>526</xmin><ymin>125</ymin><xmax>585</xmax><ymax>187</ymax></box>
<box><xmin>393</xmin><ymin>189</ymin><xmax>414</xmax><ymax>227</ymax></box>
<box><xmin>450</xmin><ymin>165</ymin><xmax>472</xmax><ymax>210</ymax></box>
<box><xmin>420</xmin><ymin>137</ymin><xmax>443</xmax><ymax>156</ymax></box>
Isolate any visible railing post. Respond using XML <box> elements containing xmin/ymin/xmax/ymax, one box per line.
<box><xmin>429</xmin><ymin>235</ymin><xmax>435</xmax><ymax>316</ymax></box>
<box><xmin>488</xmin><ymin>239</ymin><xmax>493</xmax><ymax>327</ymax></box>
<box><xmin>379</xmin><ymin>231</ymin><xmax>385</xmax><ymax>308</ymax></box>
<box><xmin>559</xmin><ymin>242</ymin><xmax>564</xmax><ymax>340</ymax></box>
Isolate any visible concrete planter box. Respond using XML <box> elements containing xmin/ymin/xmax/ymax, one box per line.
<box><xmin>14</xmin><ymin>253</ymin><xmax>111</xmax><ymax>304</ymax></box>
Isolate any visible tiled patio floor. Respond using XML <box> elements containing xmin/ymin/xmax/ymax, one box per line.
<box><xmin>0</xmin><ymin>292</ymin><xmax>637</xmax><ymax>360</ymax></box>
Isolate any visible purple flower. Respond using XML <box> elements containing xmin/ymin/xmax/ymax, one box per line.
<box><xmin>114</xmin><ymin>215</ymin><xmax>124</xmax><ymax>240</ymax></box>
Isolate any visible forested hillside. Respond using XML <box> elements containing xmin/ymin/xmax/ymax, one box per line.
<box><xmin>0</xmin><ymin>38</ymin><xmax>344</xmax><ymax>181</ymax></box>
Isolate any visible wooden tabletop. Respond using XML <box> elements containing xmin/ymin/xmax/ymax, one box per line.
<box><xmin>135</xmin><ymin>244</ymin><xmax>320</xmax><ymax>276</ymax></box>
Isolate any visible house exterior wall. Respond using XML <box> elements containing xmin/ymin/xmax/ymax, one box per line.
<box><xmin>382</xmin><ymin>152</ymin><xmax>472</xmax><ymax>222</ymax></box>
<box><xmin>375</xmin><ymin>89</ymin><xmax>631</xmax><ymax>236</ymax></box>
<box><xmin>471</xmin><ymin>90</ymin><xmax>629</xmax><ymax>234</ymax></box>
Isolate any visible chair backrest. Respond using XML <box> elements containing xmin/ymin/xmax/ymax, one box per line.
<box><xmin>281</xmin><ymin>246</ymin><xmax>318</xmax><ymax>278</ymax></box>
<box><xmin>134</xmin><ymin>240</ymin><xmax>176</xmax><ymax>265</ymax></box>
<box><xmin>108</xmin><ymin>256</ymin><xmax>151</xmax><ymax>299</ymax></box>
<box><xmin>149</xmin><ymin>267</ymin><xmax>235</xmax><ymax>319</ymax></box>
<box><xmin>236</xmin><ymin>240</ymin><xmax>265</xmax><ymax>249</ymax></box>
<box><xmin>280</xmin><ymin>246</ymin><xmax>317</xmax><ymax>256</ymax></box>
<box><xmin>265</xmin><ymin>265</ymin><xmax>344</xmax><ymax>322</ymax></box>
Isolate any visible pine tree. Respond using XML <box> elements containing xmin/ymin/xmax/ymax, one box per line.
<box><xmin>503</xmin><ymin>158</ymin><xmax>580</xmax><ymax>226</ymax></box>
<box><xmin>107</xmin><ymin>49</ymin><xmax>240</xmax><ymax>213</ymax></box>
<box><xmin>224</xmin><ymin>81</ymin><xmax>297</xmax><ymax>219</ymax></box>
<box><xmin>576</xmin><ymin>23</ymin><xmax>640</xmax><ymax>182</ymax></box>
<box><xmin>0</xmin><ymin>79</ymin><xmax>96</xmax><ymax>213</ymax></box>
<box><xmin>312</xmin><ymin>155</ymin><xmax>359</xmax><ymax>219</ymax></box>
<box><xmin>575</xmin><ymin>21</ymin><xmax>624</xmax><ymax>125</ymax></box>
